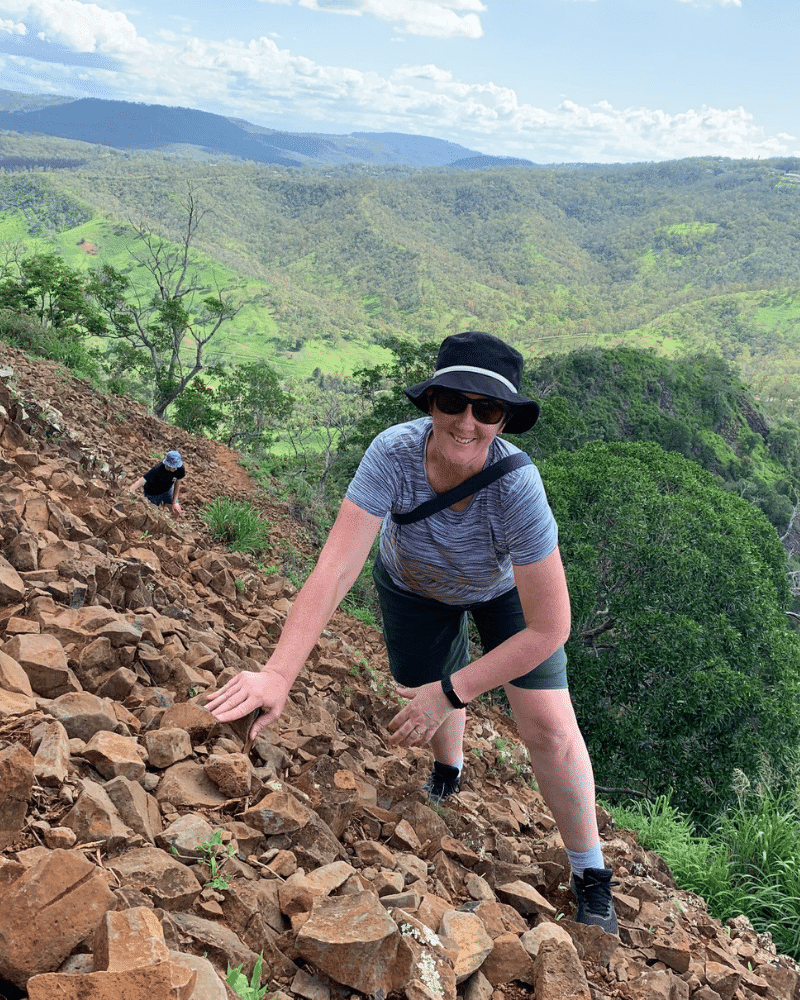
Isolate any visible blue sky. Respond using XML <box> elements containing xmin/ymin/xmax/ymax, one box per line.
<box><xmin>0</xmin><ymin>0</ymin><xmax>796</xmax><ymax>163</ymax></box>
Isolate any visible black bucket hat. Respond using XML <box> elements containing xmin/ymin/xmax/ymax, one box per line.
<box><xmin>404</xmin><ymin>331</ymin><xmax>540</xmax><ymax>435</ymax></box>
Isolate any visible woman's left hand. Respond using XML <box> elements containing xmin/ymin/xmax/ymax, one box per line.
<box><xmin>387</xmin><ymin>680</ymin><xmax>453</xmax><ymax>747</ymax></box>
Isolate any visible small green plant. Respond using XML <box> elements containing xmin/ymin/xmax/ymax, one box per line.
<box><xmin>341</xmin><ymin>598</ymin><xmax>378</xmax><ymax>627</ymax></box>
<box><xmin>352</xmin><ymin>651</ymin><xmax>385</xmax><ymax>694</ymax></box>
<box><xmin>225</xmin><ymin>954</ymin><xmax>271</xmax><ymax>1000</ymax></box>
<box><xmin>203</xmin><ymin>498</ymin><xmax>269</xmax><ymax>555</ymax></box>
<box><xmin>199</xmin><ymin>829</ymin><xmax>236</xmax><ymax>891</ymax></box>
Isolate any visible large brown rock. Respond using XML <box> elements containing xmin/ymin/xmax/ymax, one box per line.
<box><xmin>439</xmin><ymin>909</ymin><xmax>494</xmax><ymax>983</ymax></box>
<box><xmin>0</xmin><ymin>686</ymin><xmax>37</xmax><ymax>717</ymax></box>
<box><xmin>0</xmin><ymin>848</ymin><xmax>116</xmax><ymax>988</ymax></box>
<box><xmin>61</xmin><ymin>778</ymin><xmax>135</xmax><ymax>849</ymax></box>
<box><xmin>46</xmin><ymin>691</ymin><xmax>122</xmax><ymax>741</ymax></box>
<box><xmin>0</xmin><ymin>552</ymin><xmax>25</xmax><ymax>601</ymax></box>
<box><xmin>26</xmin><ymin>960</ymin><xmax>197</xmax><ymax>1000</ymax></box>
<box><xmin>0</xmin><ymin>742</ymin><xmax>34</xmax><ymax>849</ymax></box>
<box><xmin>104</xmin><ymin>774</ymin><xmax>163</xmax><ymax>842</ymax></box>
<box><xmin>93</xmin><ymin>906</ymin><xmax>170</xmax><ymax>971</ymax></box>
<box><xmin>164</xmin><ymin>911</ymin><xmax>260</xmax><ymax>978</ymax></box>
<box><xmin>33</xmin><ymin>719</ymin><xmax>71</xmax><ymax>786</ymax></box>
<box><xmin>295</xmin><ymin>890</ymin><xmax>410</xmax><ymax>996</ymax></box>
<box><xmin>241</xmin><ymin>789</ymin><xmax>312</xmax><ymax>834</ymax></box>
<box><xmin>81</xmin><ymin>730</ymin><xmax>147</xmax><ymax>781</ymax></box>
<box><xmin>107</xmin><ymin>846</ymin><xmax>203</xmax><ymax>911</ymax></box>
<box><xmin>0</xmin><ymin>647</ymin><xmax>34</xmax><ymax>696</ymax></box>
<box><xmin>533</xmin><ymin>938</ymin><xmax>591</xmax><ymax>1000</ymax></box>
<box><xmin>155</xmin><ymin>760</ymin><xmax>228</xmax><ymax>809</ymax></box>
<box><xmin>3</xmin><ymin>632</ymin><xmax>81</xmax><ymax>697</ymax></box>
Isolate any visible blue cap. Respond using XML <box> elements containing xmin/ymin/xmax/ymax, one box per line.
<box><xmin>164</xmin><ymin>450</ymin><xmax>182</xmax><ymax>468</ymax></box>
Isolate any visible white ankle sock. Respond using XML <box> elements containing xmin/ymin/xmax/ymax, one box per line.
<box><xmin>566</xmin><ymin>844</ymin><xmax>605</xmax><ymax>878</ymax></box>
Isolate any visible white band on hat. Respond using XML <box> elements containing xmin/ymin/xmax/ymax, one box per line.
<box><xmin>433</xmin><ymin>365</ymin><xmax>517</xmax><ymax>394</ymax></box>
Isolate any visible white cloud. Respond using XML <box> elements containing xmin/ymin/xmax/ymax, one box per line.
<box><xmin>1</xmin><ymin>0</ymin><xmax>794</xmax><ymax>164</ymax></box>
<box><xmin>297</xmin><ymin>0</ymin><xmax>485</xmax><ymax>38</ymax></box>
<box><xmin>1</xmin><ymin>19</ymin><xmax>28</xmax><ymax>35</ymax></box>
<box><xmin>1</xmin><ymin>0</ymin><xmax>144</xmax><ymax>52</ymax></box>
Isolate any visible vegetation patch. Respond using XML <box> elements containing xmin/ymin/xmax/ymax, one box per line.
<box><xmin>202</xmin><ymin>498</ymin><xmax>270</xmax><ymax>554</ymax></box>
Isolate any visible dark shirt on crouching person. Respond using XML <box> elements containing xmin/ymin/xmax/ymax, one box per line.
<box><xmin>143</xmin><ymin>461</ymin><xmax>185</xmax><ymax>498</ymax></box>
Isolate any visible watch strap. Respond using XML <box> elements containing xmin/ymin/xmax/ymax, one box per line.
<box><xmin>441</xmin><ymin>674</ymin><xmax>468</xmax><ymax>709</ymax></box>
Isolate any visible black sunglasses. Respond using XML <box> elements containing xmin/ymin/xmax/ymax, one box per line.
<box><xmin>432</xmin><ymin>388</ymin><xmax>509</xmax><ymax>425</ymax></box>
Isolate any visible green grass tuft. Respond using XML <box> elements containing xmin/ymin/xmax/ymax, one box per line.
<box><xmin>202</xmin><ymin>498</ymin><xmax>269</xmax><ymax>554</ymax></box>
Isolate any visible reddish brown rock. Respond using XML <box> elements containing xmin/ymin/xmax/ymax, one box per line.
<box><xmin>93</xmin><ymin>906</ymin><xmax>170</xmax><ymax>971</ymax></box>
<box><xmin>33</xmin><ymin>720</ymin><xmax>71</xmax><ymax>786</ymax></box>
<box><xmin>143</xmin><ymin>727</ymin><xmax>193</xmax><ymax>768</ymax></box>
<box><xmin>81</xmin><ymin>729</ymin><xmax>147</xmax><ymax>781</ymax></box>
<box><xmin>107</xmin><ymin>846</ymin><xmax>203</xmax><ymax>911</ymax></box>
<box><xmin>0</xmin><ymin>552</ymin><xmax>25</xmax><ymax>601</ymax></box>
<box><xmin>61</xmin><ymin>778</ymin><xmax>134</xmax><ymax>849</ymax></box>
<box><xmin>26</xmin><ymin>960</ymin><xmax>196</xmax><ymax>999</ymax></box>
<box><xmin>295</xmin><ymin>890</ymin><xmax>408</xmax><ymax>995</ymax></box>
<box><xmin>0</xmin><ymin>741</ymin><xmax>34</xmax><ymax>849</ymax></box>
<box><xmin>532</xmin><ymin>938</ymin><xmax>591</xmax><ymax>1000</ymax></box>
<box><xmin>3</xmin><ymin>632</ymin><xmax>81</xmax><ymax>697</ymax></box>
<box><xmin>0</xmin><ymin>849</ymin><xmax>116</xmax><ymax>987</ymax></box>
<box><xmin>0</xmin><ymin>647</ymin><xmax>34</xmax><ymax>696</ymax></box>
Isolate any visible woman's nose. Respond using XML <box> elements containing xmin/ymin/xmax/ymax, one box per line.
<box><xmin>455</xmin><ymin>403</ymin><xmax>478</xmax><ymax>428</ymax></box>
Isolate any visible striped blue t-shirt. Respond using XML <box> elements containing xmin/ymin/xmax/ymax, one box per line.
<box><xmin>346</xmin><ymin>418</ymin><xmax>558</xmax><ymax>605</ymax></box>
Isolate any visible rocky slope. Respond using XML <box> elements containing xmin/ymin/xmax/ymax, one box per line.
<box><xmin>1</xmin><ymin>342</ymin><xmax>799</xmax><ymax>1000</ymax></box>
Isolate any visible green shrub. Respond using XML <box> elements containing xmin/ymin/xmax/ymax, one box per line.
<box><xmin>0</xmin><ymin>309</ymin><xmax>100</xmax><ymax>380</ymax></box>
<box><xmin>202</xmin><ymin>498</ymin><xmax>269</xmax><ymax>554</ymax></box>
<box><xmin>542</xmin><ymin>440</ymin><xmax>800</xmax><ymax>820</ymax></box>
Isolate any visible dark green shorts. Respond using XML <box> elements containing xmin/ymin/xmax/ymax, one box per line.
<box><xmin>372</xmin><ymin>553</ymin><xmax>568</xmax><ymax>691</ymax></box>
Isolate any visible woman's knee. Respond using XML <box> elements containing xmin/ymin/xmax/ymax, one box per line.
<box><xmin>519</xmin><ymin>717</ymin><xmax>579</xmax><ymax>757</ymax></box>
<box><xmin>505</xmin><ymin>688</ymin><xmax>583</xmax><ymax>757</ymax></box>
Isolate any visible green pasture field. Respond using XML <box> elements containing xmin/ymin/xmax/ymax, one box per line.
<box><xmin>3</xmin><ymin>213</ymin><xmax>392</xmax><ymax>380</ymax></box>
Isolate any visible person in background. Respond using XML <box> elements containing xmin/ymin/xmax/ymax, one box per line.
<box><xmin>205</xmin><ymin>332</ymin><xmax>618</xmax><ymax>934</ymax></box>
<box><xmin>128</xmin><ymin>449</ymin><xmax>185</xmax><ymax>518</ymax></box>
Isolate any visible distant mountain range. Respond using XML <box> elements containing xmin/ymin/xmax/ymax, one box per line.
<box><xmin>0</xmin><ymin>90</ymin><xmax>536</xmax><ymax>170</ymax></box>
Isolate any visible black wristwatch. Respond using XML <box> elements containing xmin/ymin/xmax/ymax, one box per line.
<box><xmin>441</xmin><ymin>674</ymin><xmax>468</xmax><ymax>709</ymax></box>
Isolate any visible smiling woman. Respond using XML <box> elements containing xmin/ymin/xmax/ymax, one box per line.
<box><xmin>206</xmin><ymin>329</ymin><xmax>620</xmax><ymax>934</ymax></box>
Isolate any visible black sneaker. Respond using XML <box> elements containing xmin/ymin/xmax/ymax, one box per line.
<box><xmin>570</xmin><ymin>866</ymin><xmax>619</xmax><ymax>934</ymax></box>
<box><xmin>423</xmin><ymin>761</ymin><xmax>461</xmax><ymax>803</ymax></box>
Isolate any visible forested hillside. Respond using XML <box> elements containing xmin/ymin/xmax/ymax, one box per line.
<box><xmin>1</xmin><ymin>135</ymin><xmax>799</xmax><ymax>406</ymax></box>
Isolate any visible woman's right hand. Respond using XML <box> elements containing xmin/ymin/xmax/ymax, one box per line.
<box><xmin>205</xmin><ymin>667</ymin><xmax>291</xmax><ymax>741</ymax></box>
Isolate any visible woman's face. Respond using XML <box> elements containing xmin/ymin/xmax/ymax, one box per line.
<box><xmin>428</xmin><ymin>388</ymin><xmax>507</xmax><ymax>468</ymax></box>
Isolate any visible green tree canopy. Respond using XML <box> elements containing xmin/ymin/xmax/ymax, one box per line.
<box><xmin>541</xmin><ymin>440</ymin><xmax>800</xmax><ymax>820</ymax></box>
<box><xmin>0</xmin><ymin>252</ymin><xmax>105</xmax><ymax>336</ymax></box>
<box><xmin>215</xmin><ymin>359</ymin><xmax>294</xmax><ymax>453</ymax></box>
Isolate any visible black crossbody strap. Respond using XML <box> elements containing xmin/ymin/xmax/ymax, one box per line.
<box><xmin>391</xmin><ymin>451</ymin><xmax>531</xmax><ymax>525</ymax></box>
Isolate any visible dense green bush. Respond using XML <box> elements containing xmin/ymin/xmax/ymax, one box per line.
<box><xmin>542</xmin><ymin>440</ymin><xmax>800</xmax><ymax>819</ymax></box>
<box><xmin>0</xmin><ymin>308</ymin><xmax>100</xmax><ymax>380</ymax></box>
